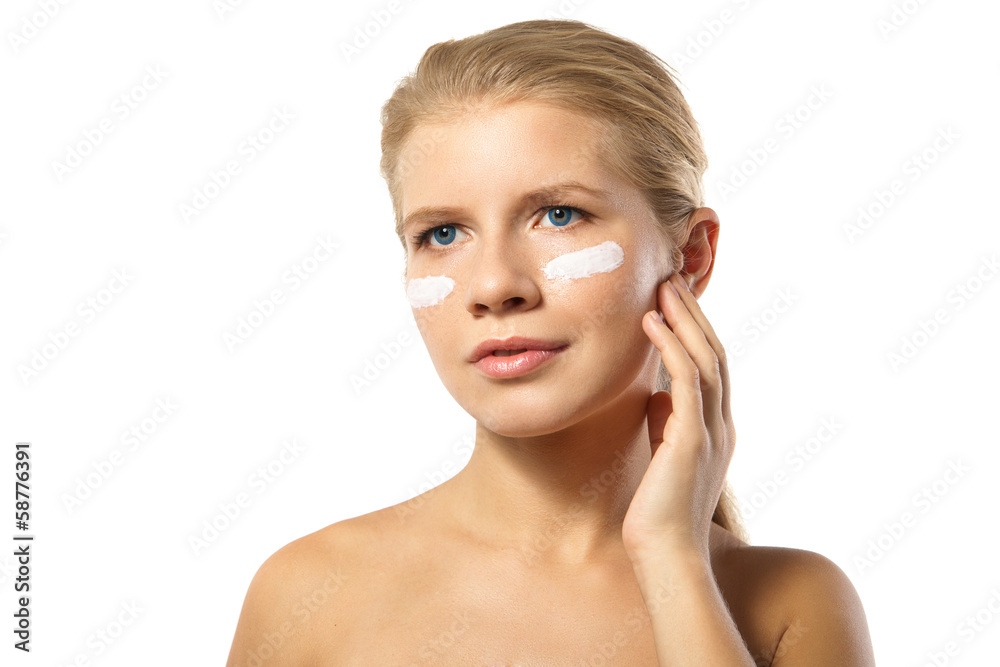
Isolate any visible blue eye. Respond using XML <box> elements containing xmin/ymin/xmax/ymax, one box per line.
<box><xmin>413</xmin><ymin>224</ymin><xmax>468</xmax><ymax>248</ymax></box>
<box><xmin>542</xmin><ymin>206</ymin><xmax>583</xmax><ymax>227</ymax></box>
<box><xmin>411</xmin><ymin>206</ymin><xmax>586</xmax><ymax>250</ymax></box>
<box><xmin>430</xmin><ymin>226</ymin><xmax>458</xmax><ymax>245</ymax></box>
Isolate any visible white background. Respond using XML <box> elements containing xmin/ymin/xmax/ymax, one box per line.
<box><xmin>1</xmin><ymin>0</ymin><xmax>997</xmax><ymax>664</ymax></box>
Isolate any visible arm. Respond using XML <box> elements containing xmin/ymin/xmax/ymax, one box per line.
<box><xmin>625</xmin><ymin>269</ymin><xmax>755</xmax><ymax>665</ymax></box>
<box><xmin>226</xmin><ymin>539</ymin><xmax>336</xmax><ymax>667</ymax></box>
<box><xmin>626</xmin><ymin>270</ymin><xmax>874</xmax><ymax>665</ymax></box>
<box><xmin>629</xmin><ymin>544</ymin><xmax>877</xmax><ymax>666</ymax></box>
<box><xmin>629</xmin><ymin>545</ymin><xmax>755</xmax><ymax>666</ymax></box>
<box><xmin>768</xmin><ymin>549</ymin><xmax>876</xmax><ymax>666</ymax></box>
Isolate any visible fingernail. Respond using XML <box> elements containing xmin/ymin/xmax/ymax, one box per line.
<box><xmin>668</xmin><ymin>281</ymin><xmax>680</xmax><ymax>299</ymax></box>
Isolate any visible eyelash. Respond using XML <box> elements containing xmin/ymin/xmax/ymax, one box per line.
<box><xmin>410</xmin><ymin>203</ymin><xmax>589</xmax><ymax>249</ymax></box>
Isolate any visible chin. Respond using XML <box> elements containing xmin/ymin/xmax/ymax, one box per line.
<box><xmin>446</xmin><ymin>378</ymin><xmax>590</xmax><ymax>438</ymax></box>
<box><xmin>473</xmin><ymin>406</ymin><xmax>584</xmax><ymax>438</ymax></box>
<box><xmin>459</xmin><ymin>370</ymin><xmax>632</xmax><ymax>438</ymax></box>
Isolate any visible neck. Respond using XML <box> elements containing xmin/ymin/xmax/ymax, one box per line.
<box><xmin>442</xmin><ymin>385</ymin><xmax>653</xmax><ymax>568</ymax></box>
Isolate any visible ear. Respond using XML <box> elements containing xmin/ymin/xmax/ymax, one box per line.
<box><xmin>678</xmin><ymin>207</ymin><xmax>720</xmax><ymax>299</ymax></box>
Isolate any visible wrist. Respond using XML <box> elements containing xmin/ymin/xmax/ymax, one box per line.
<box><xmin>627</xmin><ymin>546</ymin><xmax>713</xmax><ymax>610</ymax></box>
<box><xmin>624</xmin><ymin>531</ymin><xmax>709</xmax><ymax>565</ymax></box>
<box><xmin>628</xmin><ymin>539</ymin><xmax>709</xmax><ymax>577</ymax></box>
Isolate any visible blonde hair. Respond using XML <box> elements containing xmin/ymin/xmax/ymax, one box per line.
<box><xmin>379</xmin><ymin>18</ymin><xmax>749</xmax><ymax>544</ymax></box>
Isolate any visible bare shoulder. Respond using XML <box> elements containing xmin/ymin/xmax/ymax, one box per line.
<box><xmin>712</xmin><ymin>533</ymin><xmax>876</xmax><ymax>666</ymax></box>
<box><xmin>224</xmin><ymin>514</ymin><xmax>381</xmax><ymax>667</ymax></box>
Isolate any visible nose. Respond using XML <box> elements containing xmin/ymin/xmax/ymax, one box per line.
<box><xmin>464</xmin><ymin>233</ymin><xmax>541</xmax><ymax>316</ymax></box>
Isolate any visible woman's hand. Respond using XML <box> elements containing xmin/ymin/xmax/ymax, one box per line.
<box><xmin>622</xmin><ymin>271</ymin><xmax>737</xmax><ymax>563</ymax></box>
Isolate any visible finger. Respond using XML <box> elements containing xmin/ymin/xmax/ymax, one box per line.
<box><xmin>658</xmin><ymin>276</ymin><xmax>724</xmax><ymax>419</ymax></box>
<box><xmin>642</xmin><ymin>308</ymin><xmax>705</xmax><ymax>439</ymax></box>
<box><xmin>667</xmin><ymin>273</ymin><xmax>734</xmax><ymax>430</ymax></box>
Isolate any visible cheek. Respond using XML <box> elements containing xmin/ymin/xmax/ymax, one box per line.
<box><xmin>543</xmin><ymin>237</ymin><xmax>661</xmax><ymax>312</ymax></box>
<box><xmin>543</xmin><ymin>240</ymin><xmax>628</xmax><ymax>330</ymax></box>
<box><xmin>542</xmin><ymin>240</ymin><xmax>649</xmax><ymax>338</ymax></box>
<box><xmin>541</xmin><ymin>240</ymin><xmax>635</xmax><ymax>308</ymax></box>
<box><xmin>406</xmin><ymin>275</ymin><xmax>455</xmax><ymax>308</ymax></box>
<box><xmin>541</xmin><ymin>240</ymin><xmax>624</xmax><ymax>280</ymax></box>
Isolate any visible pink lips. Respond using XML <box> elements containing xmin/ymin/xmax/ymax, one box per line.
<box><xmin>474</xmin><ymin>348</ymin><xmax>566</xmax><ymax>378</ymax></box>
<box><xmin>469</xmin><ymin>336</ymin><xmax>568</xmax><ymax>379</ymax></box>
<box><xmin>469</xmin><ymin>336</ymin><xmax>567</xmax><ymax>362</ymax></box>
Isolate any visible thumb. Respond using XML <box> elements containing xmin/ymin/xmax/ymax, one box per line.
<box><xmin>645</xmin><ymin>390</ymin><xmax>673</xmax><ymax>458</ymax></box>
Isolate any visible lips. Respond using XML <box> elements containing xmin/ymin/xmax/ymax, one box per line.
<box><xmin>473</xmin><ymin>347</ymin><xmax>567</xmax><ymax>379</ymax></box>
<box><xmin>468</xmin><ymin>337</ymin><xmax>567</xmax><ymax>363</ymax></box>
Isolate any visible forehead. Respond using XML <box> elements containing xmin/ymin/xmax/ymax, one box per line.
<box><xmin>399</xmin><ymin>101</ymin><xmax>615</xmax><ymax>215</ymax></box>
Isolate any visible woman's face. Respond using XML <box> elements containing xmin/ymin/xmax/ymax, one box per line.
<box><xmin>399</xmin><ymin>100</ymin><xmax>674</xmax><ymax>437</ymax></box>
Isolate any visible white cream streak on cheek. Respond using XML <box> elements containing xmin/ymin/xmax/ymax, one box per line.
<box><xmin>406</xmin><ymin>275</ymin><xmax>455</xmax><ymax>308</ymax></box>
<box><xmin>541</xmin><ymin>241</ymin><xmax>625</xmax><ymax>279</ymax></box>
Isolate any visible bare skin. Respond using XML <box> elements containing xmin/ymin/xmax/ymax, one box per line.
<box><xmin>225</xmin><ymin>489</ymin><xmax>866</xmax><ymax>666</ymax></box>
<box><xmin>226</xmin><ymin>100</ymin><xmax>875</xmax><ymax>666</ymax></box>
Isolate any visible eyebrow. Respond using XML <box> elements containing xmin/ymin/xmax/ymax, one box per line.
<box><xmin>401</xmin><ymin>181</ymin><xmax>612</xmax><ymax>233</ymax></box>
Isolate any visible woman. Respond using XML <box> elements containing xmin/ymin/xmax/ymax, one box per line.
<box><xmin>227</xmin><ymin>19</ymin><xmax>876</xmax><ymax>665</ymax></box>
